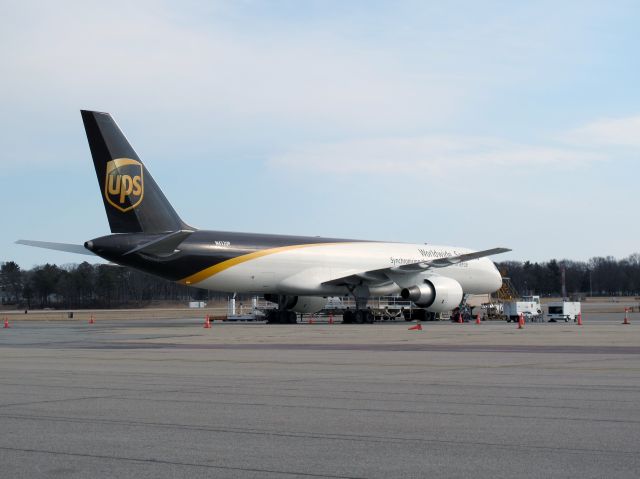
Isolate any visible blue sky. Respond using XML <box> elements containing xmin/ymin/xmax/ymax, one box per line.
<box><xmin>1</xmin><ymin>0</ymin><xmax>639</xmax><ymax>268</ymax></box>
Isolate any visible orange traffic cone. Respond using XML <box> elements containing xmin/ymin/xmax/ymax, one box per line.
<box><xmin>3</xmin><ymin>317</ymin><xmax>9</xmax><ymax>329</ymax></box>
<box><xmin>408</xmin><ymin>322</ymin><xmax>422</xmax><ymax>331</ymax></box>
<box><xmin>328</xmin><ymin>314</ymin><xmax>334</xmax><ymax>325</ymax></box>
<box><xmin>204</xmin><ymin>315</ymin><xmax>211</xmax><ymax>329</ymax></box>
<box><xmin>308</xmin><ymin>316</ymin><xmax>315</xmax><ymax>325</ymax></box>
<box><xmin>518</xmin><ymin>313</ymin><xmax>524</xmax><ymax>329</ymax></box>
<box><xmin>457</xmin><ymin>313</ymin><xmax>463</xmax><ymax>324</ymax></box>
<box><xmin>89</xmin><ymin>315</ymin><xmax>95</xmax><ymax>324</ymax></box>
<box><xmin>623</xmin><ymin>309</ymin><xmax>630</xmax><ymax>325</ymax></box>
<box><xmin>475</xmin><ymin>314</ymin><xmax>481</xmax><ymax>325</ymax></box>
<box><xmin>577</xmin><ymin>313</ymin><xmax>582</xmax><ymax>326</ymax></box>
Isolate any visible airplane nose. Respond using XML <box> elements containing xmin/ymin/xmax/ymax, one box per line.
<box><xmin>491</xmin><ymin>267</ymin><xmax>503</xmax><ymax>292</ymax></box>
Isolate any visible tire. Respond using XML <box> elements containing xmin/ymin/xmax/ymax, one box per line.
<box><xmin>266</xmin><ymin>310</ymin><xmax>277</xmax><ymax>324</ymax></box>
<box><xmin>366</xmin><ymin>311</ymin><xmax>374</xmax><ymax>324</ymax></box>
<box><xmin>355</xmin><ymin>310</ymin><xmax>365</xmax><ymax>324</ymax></box>
<box><xmin>342</xmin><ymin>310</ymin><xmax>354</xmax><ymax>324</ymax></box>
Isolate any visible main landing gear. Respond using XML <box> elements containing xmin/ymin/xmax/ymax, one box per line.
<box><xmin>265</xmin><ymin>309</ymin><xmax>297</xmax><ymax>324</ymax></box>
<box><xmin>264</xmin><ymin>295</ymin><xmax>298</xmax><ymax>324</ymax></box>
<box><xmin>342</xmin><ymin>309</ymin><xmax>374</xmax><ymax>324</ymax></box>
<box><xmin>342</xmin><ymin>284</ymin><xmax>374</xmax><ymax>324</ymax></box>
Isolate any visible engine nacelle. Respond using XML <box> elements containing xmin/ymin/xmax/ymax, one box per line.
<box><xmin>264</xmin><ymin>294</ymin><xmax>297</xmax><ymax>310</ymax></box>
<box><xmin>291</xmin><ymin>296</ymin><xmax>327</xmax><ymax>314</ymax></box>
<box><xmin>400</xmin><ymin>276</ymin><xmax>463</xmax><ymax>313</ymax></box>
<box><xmin>264</xmin><ymin>294</ymin><xmax>326</xmax><ymax>314</ymax></box>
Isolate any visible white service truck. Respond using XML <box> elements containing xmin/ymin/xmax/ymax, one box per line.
<box><xmin>503</xmin><ymin>296</ymin><xmax>543</xmax><ymax>322</ymax></box>
<box><xmin>547</xmin><ymin>301</ymin><xmax>581</xmax><ymax>322</ymax></box>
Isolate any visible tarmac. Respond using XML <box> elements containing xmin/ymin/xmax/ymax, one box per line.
<box><xmin>0</xmin><ymin>313</ymin><xmax>639</xmax><ymax>478</ymax></box>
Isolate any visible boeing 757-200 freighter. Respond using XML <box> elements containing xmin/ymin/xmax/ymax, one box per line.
<box><xmin>18</xmin><ymin>110</ymin><xmax>509</xmax><ymax>323</ymax></box>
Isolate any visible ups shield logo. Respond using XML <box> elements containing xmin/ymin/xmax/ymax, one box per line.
<box><xmin>105</xmin><ymin>158</ymin><xmax>144</xmax><ymax>212</ymax></box>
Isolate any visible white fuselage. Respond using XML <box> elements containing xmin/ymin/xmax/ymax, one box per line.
<box><xmin>192</xmin><ymin>242</ymin><xmax>503</xmax><ymax>297</ymax></box>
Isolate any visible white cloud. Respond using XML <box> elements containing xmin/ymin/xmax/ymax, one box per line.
<box><xmin>269</xmin><ymin>135</ymin><xmax>605</xmax><ymax>176</ymax></box>
<box><xmin>563</xmin><ymin>115</ymin><xmax>640</xmax><ymax>148</ymax></box>
<box><xmin>0</xmin><ymin>1</ymin><xmax>465</xmax><ymax>132</ymax></box>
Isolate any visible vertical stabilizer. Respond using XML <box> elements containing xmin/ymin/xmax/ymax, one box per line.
<box><xmin>81</xmin><ymin>110</ymin><xmax>188</xmax><ymax>233</ymax></box>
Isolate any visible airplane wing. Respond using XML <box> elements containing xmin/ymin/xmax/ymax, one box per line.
<box><xmin>390</xmin><ymin>247</ymin><xmax>511</xmax><ymax>272</ymax></box>
<box><xmin>323</xmin><ymin>247</ymin><xmax>510</xmax><ymax>287</ymax></box>
<box><xmin>16</xmin><ymin>240</ymin><xmax>96</xmax><ymax>256</ymax></box>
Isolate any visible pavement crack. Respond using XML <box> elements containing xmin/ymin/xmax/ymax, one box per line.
<box><xmin>0</xmin><ymin>445</ymin><xmax>366</xmax><ymax>479</ymax></box>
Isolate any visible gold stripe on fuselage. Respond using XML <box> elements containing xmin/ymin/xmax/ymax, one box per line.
<box><xmin>179</xmin><ymin>242</ymin><xmax>347</xmax><ymax>285</ymax></box>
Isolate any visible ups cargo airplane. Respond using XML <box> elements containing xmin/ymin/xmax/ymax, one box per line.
<box><xmin>18</xmin><ymin>111</ymin><xmax>509</xmax><ymax>323</ymax></box>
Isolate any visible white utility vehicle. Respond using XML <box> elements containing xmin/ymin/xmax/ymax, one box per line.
<box><xmin>503</xmin><ymin>296</ymin><xmax>543</xmax><ymax>322</ymax></box>
<box><xmin>547</xmin><ymin>301</ymin><xmax>581</xmax><ymax>322</ymax></box>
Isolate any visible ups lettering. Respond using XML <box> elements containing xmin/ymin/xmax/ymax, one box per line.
<box><xmin>107</xmin><ymin>174</ymin><xmax>143</xmax><ymax>204</ymax></box>
<box><xmin>104</xmin><ymin>158</ymin><xmax>144</xmax><ymax>212</ymax></box>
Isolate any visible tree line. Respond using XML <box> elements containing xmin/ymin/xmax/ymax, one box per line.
<box><xmin>2</xmin><ymin>254</ymin><xmax>640</xmax><ymax>309</ymax></box>
<box><xmin>496</xmin><ymin>254</ymin><xmax>640</xmax><ymax>297</ymax></box>
<box><xmin>0</xmin><ymin>261</ymin><xmax>212</xmax><ymax>309</ymax></box>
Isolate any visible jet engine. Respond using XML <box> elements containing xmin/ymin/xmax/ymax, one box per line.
<box><xmin>264</xmin><ymin>294</ymin><xmax>326</xmax><ymax>314</ymax></box>
<box><xmin>400</xmin><ymin>276</ymin><xmax>463</xmax><ymax>312</ymax></box>
<box><xmin>291</xmin><ymin>296</ymin><xmax>327</xmax><ymax>314</ymax></box>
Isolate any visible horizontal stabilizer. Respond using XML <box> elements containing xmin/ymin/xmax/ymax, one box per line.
<box><xmin>16</xmin><ymin>240</ymin><xmax>96</xmax><ymax>256</ymax></box>
<box><xmin>124</xmin><ymin>230</ymin><xmax>193</xmax><ymax>256</ymax></box>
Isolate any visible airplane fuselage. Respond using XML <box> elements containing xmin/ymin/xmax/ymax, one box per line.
<box><xmin>87</xmin><ymin>229</ymin><xmax>503</xmax><ymax>297</ymax></box>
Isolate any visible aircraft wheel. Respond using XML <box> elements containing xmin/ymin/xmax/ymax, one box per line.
<box><xmin>266</xmin><ymin>310</ymin><xmax>277</xmax><ymax>324</ymax></box>
<box><xmin>287</xmin><ymin>311</ymin><xmax>297</xmax><ymax>324</ymax></box>
<box><xmin>355</xmin><ymin>310</ymin><xmax>365</xmax><ymax>324</ymax></box>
